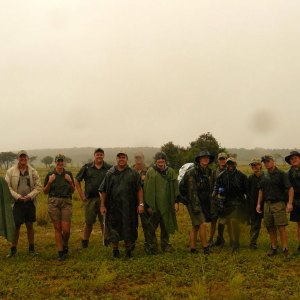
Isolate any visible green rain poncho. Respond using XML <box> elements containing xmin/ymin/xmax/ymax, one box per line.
<box><xmin>0</xmin><ymin>177</ymin><xmax>15</xmax><ymax>243</ymax></box>
<box><xmin>144</xmin><ymin>166</ymin><xmax>178</xmax><ymax>234</ymax></box>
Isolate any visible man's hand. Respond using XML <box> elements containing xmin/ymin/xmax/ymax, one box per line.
<box><xmin>65</xmin><ymin>174</ymin><xmax>73</xmax><ymax>183</ymax></box>
<box><xmin>48</xmin><ymin>174</ymin><xmax>56</xmax><ymax>183</ymax></box>
<box><xmin>174</xmin><ymin>203</ymin><xmax>179</xmax><ymax>213</ymax></box>
<box><xmin>23</xmin><ymin>195</ymin><xmax>31</xmax><ymax>202</ymax></box>
<box><xmin>286</xmin><ymin>203</ymin><xmax>293</xmax><ymax>213</ymax></box>
<box><xmin>256</xmin><ymin>204</ymin><xmax>262</xmax><ymax>214</ymax></box>
<box><xmin>100</xmin><ymin>206</ymin><xmax>107</xmax><ymax>215</ymax></box>
<box><xmin>137</xmin><ymin>205</ymin><xmax>144</xmax><ymax>214</ymax></box>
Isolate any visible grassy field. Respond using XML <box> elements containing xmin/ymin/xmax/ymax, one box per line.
<box><xmin>1</xmin><ymin>165</ymin><xmax>300</xmax><ymax>300</ymax></box>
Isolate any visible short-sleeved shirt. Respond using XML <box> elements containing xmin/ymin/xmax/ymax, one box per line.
<box><xmin>258</xmin><ymin>167</ymin><xmax>291</xmax><ymax>203</ymax></box>
<box><xmin>17</xmin><ymin>170</ymin><xmax>31</xmax><ymax>197</ymax></box>
<box><xmin>287</xmin><ymin>167</ymin><xmax>300</xmax><ymax>204</ymax></box>
<box><xmin>44</xmin><ymin>169</ymin><xmax>74</xmax><ymax>199</ymax></box>
<box><xmin>76</xmin><ymin>161</ymin><xmax>112</xmax><ymax>198</ymax></box>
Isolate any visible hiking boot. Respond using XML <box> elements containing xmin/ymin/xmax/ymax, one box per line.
<box><xmin>57</xmin><ymin>251</ymin><xmax>66</xmax><ymax>262</ymax></box>
<box><xmin>203</xmin><ymin>246</ymin><xmax>210</xmax><ymax>255</ymax></box>
<box><xmin>190</xmin><ymin>248</ymin><xmax>198</xmax><ymax>254</ymax></box>
<box><xmin>249</xmin><ymin>243</ymin><xmax>258</xmax><ymax>250</ymax></box>
<box><xmin>162</xmin><ymin>244</ymin><xmax>173</xmax><ymax>253</ymax></box>
<box><xmin>267</xmin><ymin>247</ymin><xmax>278</xmax><ymax>257</ymax></box>
<box><xmin>214</xmin><ymin>236</ymin><xmax>225</xmax><ymax>247</ymax></box>
<box><xmin>125</xmin><ymin>250</ymin><xmax>133</xmax><ymax>258</ymax></box>
<box><xmin>208</xmin><ymin>238</ymin><xmax>214</xmax><ymax>247</ymax></box>
<box><xmin>113</xmin><ymin>249</ymin><xmax>120</xmax><ymax>258</ymax></box>
<box><xmin>6</xmin><ymin>247</ymin><xmax>17</xmax><ymax>258</ymax></box>
<box><xmin>81</xmin><ymin>240</ymin><xmax>89</xmax><ymax>248</ymax></box>
<box><xmin>283</xmin><ymin>248</ymin><xmax>289</xmax><ymax>258</ymax></box>
<box><xmin>63</xmin><ymin>246</ymin><xmax>69</xmax><ymax>255</ymax></box>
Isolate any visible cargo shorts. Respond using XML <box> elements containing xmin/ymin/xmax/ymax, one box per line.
<box><xmin>264</xmin><ymin>201</ymin><xmax>288</xmax><ymax>227</ymax></box>
<box><xmin>187</xmin><ymin>204</ymin><xmax>206</xmax><ymax>226</ymax></box>
<box><xmin>48</xmin><ymin>197</ymin><xmax>72</xmax><ymax>222</ymax></box>
<box><xmin>84</xmin><ymin>197</ymin><xmax>103</xmax><ymax>225</ymax></box>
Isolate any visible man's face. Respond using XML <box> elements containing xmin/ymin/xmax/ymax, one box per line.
<box><xmin>156</xmin><ymin>159</ymin><xmax>166</xmax><ymax>171</ymax></box>
<box><xmin>290</xmin><ymin>155</ymin><xmax>300</xmax><ymax>168</ymax></box>
<box><xmin>134</xmin><ymin>156</ymin><xmax>144</xmax><ymax>164</ymax></box>
<box><xmin>199</xmin><ymin>156</ymin><xmax>210</xmax><ymax>167</ymax></box>
<box><xmin>94</xmin><ymin>151</ymin><xmax>104</xmax><ymax>164</ymax></box>
<box><xmin>218</xmin><ymin>157</ymin><xmax>226</xmax><ymax>167</ymax></box>
<box><xmin>56</xmin><ymin>159</ymin><xmax>65</xmax><ymax>169</ymax></box>
<box><xmin>226</xmin><ymin>162</ymin><xmax>236</xmax><ymax>172</ymax></box>
<box><xmin>263</xmin><ymin>159</ymin><xmax>275</xmax><ymax>170</ymax></box>
<box><xmin>117</xmin><ymin>154</ymin><xmax>128</xmax><ymax>168</ymax></box>
<box><xmin>18</xmin><ymin>154</ymin><xmax>28</xmax><ymax>167</ymax></box>
<box><xmin>251</xmin><ymin>163</ymin><xmax>262</xmax><ymax>173</ymax></box>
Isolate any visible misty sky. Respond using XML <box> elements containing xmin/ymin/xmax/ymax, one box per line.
<box><xmin>1</xmin><ymin>0</ymin><xmax>299</xmax><ymax>151</ymax></box>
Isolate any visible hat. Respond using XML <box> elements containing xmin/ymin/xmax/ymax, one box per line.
<box><xmin>116</xmin><ymin>150</ymin><xmax>128</xmax><ymax>158</ymax></box>
<box><xmin>94</xmin><ymin>148</ymin><xmax>104</xmax><ymax>154</ymax></box>
<box><xmin>17</xmin><ymin>150</ymin><xmax>28</xmax><ymax>158</ymax></box>
<box><xmin>226</xmin><ymin>157</ymin><xmax>237</xmax><ymax>164</ymax></box>
<box><xmin>218</xmin><ymin>152</ymin><xmax>228</xmax><ymax>159</ymax></box>
<box><xmin>134</xmin><ymin>152</ymin><xmax>144</xmax><ymax>158</ymax></box>
<box><xmin>154</xmin><ymin>152</ymin><xmax>167</xmax><ymax>161</ymax></box>
<box><xmin>195</xmin><ymin>150</ymin><xmax>214</xmax><ymax>163</ymax></box>
<box><xmin>249</xmin><ymin>158</ymin><xmax>262</xmax><ymax>166</ymax></box>
<box><xmin>55</xmin><ymin>154</ymin><xmax>65</xmax><ymax>162</ymax></box>
<box><xmin>285</xmin><ymin>151</ymin><xmax>300</xmax><ymax>165</ymax></box>
<box><xmin>261</xmin><ymin>155</ymin><xmax>274</xmax><ymax>162</ymax></box>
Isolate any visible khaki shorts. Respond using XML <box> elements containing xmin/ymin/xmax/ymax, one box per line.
<box><xmin>187</xmin><ymin>204</ymin><xmax>205</xmax><ymax>226</ymax></box>
<box><xmin>264</xmin><ymin>201</ymin><xmax>288</xmax><ymax>228</ymax></box>
<box><xmin>48</xmin><ymin>197</ymin><xmax>72</xmax><ymax>222</ymax></box>
<box><xmin>84</xmin><ymin>197</ymin><xmax>103</xmax><ymax>225</ymax></box>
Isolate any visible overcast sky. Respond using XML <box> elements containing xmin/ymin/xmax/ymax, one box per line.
<box><xmin>1</xmin><ymin>0</ymin><xmax>299</xmax><ymax>151</ymax></box>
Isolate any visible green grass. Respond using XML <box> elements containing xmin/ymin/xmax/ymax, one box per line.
<box><xmin>1</xmin><ymin>166</ymin><xmax>300</xmax><ymax>299</ymax></box>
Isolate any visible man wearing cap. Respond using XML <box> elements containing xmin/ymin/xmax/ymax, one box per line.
<box><xmin>44</xmin><ymin>154</ymin><xmax>75</xmax><ymax>261</ymax></box>
<box><xmin>5</xmin><ymin>150</ymin><xmax>42</xmax><ymax>257</ymax></box>
<box><xmin>214</xmin><ymin>157</ymin><xmax>247</xmax><ymax>252</ymax></box>
<box><xmin>256</xmin><ymin>155</ymin><xmax>293</xmax><ymax>256</ymax></box>
<box><xmin>99</xmin><ymin>151</ymin><xmax>144</xmax><ymax>258</ymax></box>
<box><xmin>247</xmin><ymin>158</ymin><xmax>264</xmax><ymax>249</ymax></box>
<box><xmin>209</xmin><ymin>152</ymin><xmax>233</xmax><ymax>247</ymax></box>
<box><xmin>285</xmin><ymin>151</ymin><xmax>300</xmax><ymax>254</ymax></box>
<box><xmin>132</xmin><ymin>152</ymin><xmax>148</xmax><ymax>185</ymax></box>
<box><xmin>179</xmin><ymin>150</ymin><xmax>214</xmax><ymax>254</ymax></box>
<box><xmin>143</xmin><ymin>152</ymin><xmax>179</xmax><ymax>254</ymax></box>
<box><xmin>75</xmin><ymin>148</ymin><xmax>112</xmax><ymax>248</ymax></box>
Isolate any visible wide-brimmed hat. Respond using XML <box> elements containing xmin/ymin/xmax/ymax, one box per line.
<box><xmin>195</xmin><ymin>150</ymin><xmax>215</xmax><ymax>163</ymax></box>
<box><xmin>17</xmin><ymin>150</ymin><xmax>28</xmax><ymax>158</ymax></box>
<box><xmin>55</xmin><ymin>154</ymin><xmax>65</xmax><ymax>162</ymax></box>
<box><xmin>249</xmin><ymin>158</ymin><xmax>262</xmax><ymax>166</ymax></box>
<box><xmin>261</xmin><ymin>155</ymin><xmax>274</xmax><ymax>163</ymax></box>
<box><xmin>285</xmin><ymin>151</ymin><xmax>300</xmax><ymax>165</ymax></box>
<box><xmin>226</xmin><ymin>157</ymin><xmax>237</xmax><ymax>164</ymax></box>
<box><xmin>116</xmin><ymin>150</ymin><xmax>128</xmax><ymax>158</ymax></box>
<box><xmin>218</xmin><ymin>152</ymin><xmax>228</xmax><ymax>159</ymax></box>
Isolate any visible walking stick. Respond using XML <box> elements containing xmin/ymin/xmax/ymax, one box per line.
<box><xmin>102</xmin><ymin>213</ymin><xmax>106</xmax><ymax>246</ymax></box>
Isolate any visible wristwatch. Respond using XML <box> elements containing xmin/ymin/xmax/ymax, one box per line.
<box><xmin>139</xmin><ymin>203</ymin><xmax>144</xmax><ymax>207</ymax></box>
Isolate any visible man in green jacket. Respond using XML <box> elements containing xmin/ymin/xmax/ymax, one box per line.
<box><xmin>0</xmin><ymin>177</ymin><xmax>15</xmax><ymax>244</ymax></box>
<box><xmin>143</xmin><ymin>152</ymin><xmax>179</xmax><ymax>254</ymax></box>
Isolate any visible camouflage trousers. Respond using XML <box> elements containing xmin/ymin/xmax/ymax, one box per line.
<box><xmin>141</xmin><ymin>210</ymin><xmax>170</xmax><ymax>254</ymax></box>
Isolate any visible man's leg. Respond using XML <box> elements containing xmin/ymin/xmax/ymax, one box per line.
<box><xmin>190</xmin><ymin>225</ymin><xmax>199</xmax><ymax>250</ymax></box>
<box><xmin>147</xmin><ymin>212</ymin><xmax>159</xmax><ymax>254</ymax></box>
<box><xmin>61</xmin><ymin>221</ymin><xmax>71</xmax><ymax>254</ymax></box>
<box><xmin>231</xmin><ymin>219</ymin><xmax>240</xmax><ymax>252</ymax></box>
<box><xmin>227</xmin><ymin>220</ymin><xmax>233</xmax><ymax>246</ymax></box>
<box><xmin>267</xmin><ymin>226</ymin><xmax>278</xmax><ymax>256</ymax></box>
<box><xmin>250</xmin><ymin>217</ymin><xmax>262</xmax><ymax>248</ymax></box>
<box><xmin>25</xmin><ymin>222</ymin><xmax>36</xmax><ymax>253</ymax></box>
<box><xmin>82</xmin><ymin>198</ymin><xmax>97</xmax><ymax>248</ymax></box>
<box><xmin>199</xmin><ymin>223</ymin><xmax>209</xmax><ymax>254</ymax></box>
<box><xmin>278</xmin><ymin>225</ymin><xmax>288</xmax><ymax>250</ymax></box>
<box><xmin>209</xmin><ymin>219</ymin><xmax>217</xmax><ymax>245</ymax></box>
<box><xmin>159</xmin><ymin>214</ymin><xmax>171</xmax><ymax>252</ymax></box>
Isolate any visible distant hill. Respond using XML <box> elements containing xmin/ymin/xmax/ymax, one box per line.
<box><xmin>227</xmin><ymin>148</ymin><xmax>299</xmax><ymax>164</ymax></box>
<box><xmin>25</xmin><ymin>147</ymin><xmax>160</xmax><ymax>167</ymax></box>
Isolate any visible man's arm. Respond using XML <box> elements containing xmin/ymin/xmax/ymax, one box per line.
<box><xmin>27</xmin><ymin>169</ymin><xmax>43</xmax><ymax>200</ymax></box>
<box><xmin>100</xmin><ymin>192</ymin><xmax>106</xmax><ymax>215</ymax></box>
<box><xmin>286</xmin><ymin>187</ymin><xmax>294</xmax><ymax>213</ymax></box>
<box><xmin>137</xmin><ymin>187</ymin><xmax>144</xmax><ymax>214</ymax></box>
<box><xmin>5</xmin><ymin>169</ymin><xmax>22</xmax><ymax>200</ymax></box>
<box><xmin>256</xmin><ymin>189</ymin><xmax>263</xmax><ymax>213</ymax></box>
<box><xmin>75</xmin><ymin>179</ymin><xmax>86</xmax><ymax>201</ymax></box>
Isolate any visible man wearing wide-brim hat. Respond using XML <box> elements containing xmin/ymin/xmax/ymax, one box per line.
<box><xmin>256</xmin><ymin>155</ymin><xmax>294</xmax><ymax>257</ymax></box>
<box><xmin>179</xmin><ymin>150</ymin><xmax>214</xmax><ymax>254</ymax></box>
<box><xmin>285</xmin><ymin>151</ymin><xmax>300</xmax><ymax>255</ymax></box>
<box><xmin>214</xmin><ymin>157</ymin><xmax>248</xmax><ymax>252</ymax></box>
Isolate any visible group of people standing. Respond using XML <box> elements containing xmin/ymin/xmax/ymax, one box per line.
<box><xmin>0</xmin><ymin>148</ymin><xmax>300</xmax><ymax>260</ymax></box>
